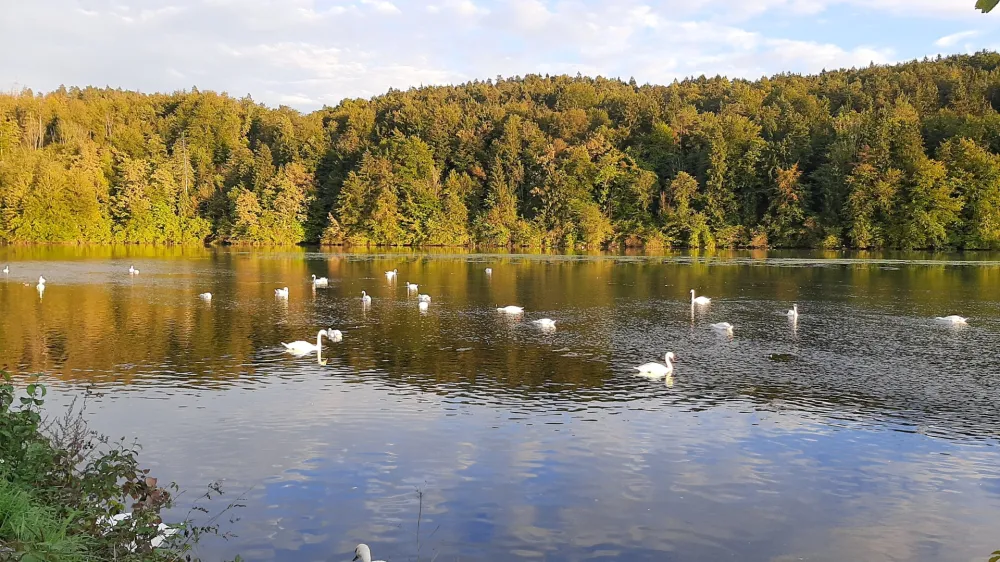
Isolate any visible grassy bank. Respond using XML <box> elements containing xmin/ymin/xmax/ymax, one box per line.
<box><xmin>0</xmin><ymin>372</ymin><xmax>239</xmax><ymax>561</ymax></box>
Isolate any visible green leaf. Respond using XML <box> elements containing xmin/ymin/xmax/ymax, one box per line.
<box><xmin>976</xmin><ymin>0</ymin><xmax>999</xmax><ymax>12</ymax></box>
<box><xmin>989</xmin><ymin>550</ymin><xmax>1000</xmax><ymax>562</ymax></box>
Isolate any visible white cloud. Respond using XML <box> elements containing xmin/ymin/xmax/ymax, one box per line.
<box><xmin>0</xmin><ymin>0</ymin><xmax>976</xmax><ymax>110</ymax></box>
<box><xmin>935</xmin><ymin>30</ymin><xmax>981</xmax><ymax>48</ymax></box>
<box><xmin>507</xmin><ymin>0</ymin><xmax>552</xmax><ymax>30</ymax></box>
<box><xmin>360</xmin><ymin>0</ymin><xmax>402</xmax><ymax>15</ymax></box>
<box><xmin>846</xmin><ymin>0</ymin><xmax>978</xmax><ymax>17</ymax></box>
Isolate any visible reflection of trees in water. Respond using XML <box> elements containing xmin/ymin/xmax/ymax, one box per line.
<box><xmin>3</xmin><ymin>249</ymin><xmax>1000</xmax><ymax>441</ymax></box>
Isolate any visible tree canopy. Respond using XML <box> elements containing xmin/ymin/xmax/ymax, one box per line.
<box><xmin>5</xmin><ymin>52</ymin><xmax>1000</xmax><ymax>249</ymax></box>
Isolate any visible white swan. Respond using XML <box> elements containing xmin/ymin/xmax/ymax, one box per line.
<box><xmin>635</xmin><ymin>352</ymin><xmax>675</xmax><ymax>378</ymax></box>
<box><xmin>327</xmin><ymin>329</ymin><xmax>343</xmax><ymax>342</ymax></box>
<box><xmin>101</xmin><ymin>512</ymin><xmax>179</xmax><ymax>550</ymax></box>
<box><xmin>353</xmin><ymin>544</ymin><xmax>386</xmax><ymax>562</ymax></box>
<box><xmin>128</xmin><ymin>265</ymin><xmax>138</xmax><ymax>275</ymax></box>
<box><xmin>2</xmin><ymin>265</ymin><xmax>8</xmax><ymax>274</ymax></box>
<box><xmin>690</xmin><ymin>289</ymin><xmax>710</xmax><ymax>305</ymax></box>
<box><xmin>419</xmin><ymin>300</ymin><xmax>429</xmax><ymax>312</ymax></box>
<box><xmin>711</xmin><ymin>322</ymin><xmax>734</xmax><ymax>332</ymax></box>
<box><xmin>787</xmin><ymin>304</ymin><xmax>798</xmax><ymax>318</ymax></box>
<box><xmin>385</xmin><ymin>269</ymin><xmax>397</xmax><ymax>279</ymax></box>
<box><xmin>533</xmin><ymin>318</ymin><xmax>556</xmax><ymax>329</ymax></box>
<box><xmin>361</xmin><ymin>290</ymin><xmax>372</xmax><ymax>304</ymax></box>
<box><xmin>281</xmin><ymin>329</ymin><xmax>329</xmax><ymax>355</ymax></box>
<box><xmin>418</xmin><ymin>294</ymin><xmax>431</xmax><ymax>302</ymax></box>
<box><xmin>405</xmin><ymin>282</ymin><xmax>418</xmax><ymax>292</ymax></box>
<box><xmin>275</xmin><ymin>287</ymin><xmax>289</xmax><ymax>298</ymax></box>
<box><xmin>38</xmin><ymin>275</ymin><xmax>46</xmax><ymax>285</ymax></box>
<box><xmin>198</xmin><ymin>292</ymin><xmax>212</xmax><ymax>300</ymax></box>
<box><xmin>497</xmin><ymin>305</ymin><xmax>524</xmax><ymax>314</ymax></box>
<box><xmin>935</xmin><ymin>315</ymin><xmax>967</xmax><ymax>324</ymax></box>
<box><xmin>485</xmin><ymin>268</ymin><xmax>492</xmax><ymax>274</ymax></box>
<box><xmin>311</xmin><ymin>274</ymin><xmax>329</xmax><ymax>287</ymax></box>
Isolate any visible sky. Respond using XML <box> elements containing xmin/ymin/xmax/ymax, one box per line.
<box><xmin>0</xmin><ymin>0</ymin><xmax>998</xmax><ymax>111</ymax></box>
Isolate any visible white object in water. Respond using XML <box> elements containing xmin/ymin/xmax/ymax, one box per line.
<box><xmin>354</xmin><ymin>544</ymin><xmax>386</xmax><ymax>562</ymax></box>
<box><xmin>2</xmin><ymin>265</ymin><xmax>8</xmax><ymax>274</ymax></box>
<box><xmin>418</xmin><ymin>300</ymin><xmax>429</xmax><ymax>312</ymax></box>
<box><xmin>787</xmin><ymin>304</ymin><xmax>798</xmax><ymax>318</ymax></box>
<box><xmin>935</xmin><ymin>315</ymin><xmax>967</xmax><ymax>324</ymax></box>
<box><xmin>533</xmin><ymin>318</ymin><xmax>556</xmax><ymax>329</ymax></box>
<box><xmin>198</xmin><ymin>292</ymin><xmax>212</xmax><ymax>300</ymax></box>
<box><xmin>281</xmin><ymin>329</ymin><xmax>330</xmax><ymax>355</ymax></box>
<box><xmin>385</xmin><ymin>269</ymin><xmax>397</xmax><ymax>279</ymax></box>
<box><xmin>327</xmin><ymin>329</ymin><xmax>343</xmax><ymax>342</ymax></box>
<box><xmin>128</xmin><ymin>265</ymin><xmax>138</xmax><ymax>275</ymax></box>
<box><xmin>485</xmin><ymin>268</ymin><xmax>492</xmax><ymax>274</ymax></box>
<box><xmin>101</xmin><ymin>512</ymin><xmax>179</xmax><ymax>550</ymax></box>
<box><xmin>361</xmin><ymin>290</ymin><xmax>372</xmax><ymax>304</ymax></box>
<box><xmin>635</xmin><ymin>352</ymin><xmax>675</xmax><ymax>378</ymax></box>
<box><xmin>405</xmin><ymin>282</ymin><xmax>418</xmax><ymax>292</ymax></box>
<box><xmin>275</xmin><ymin>287</ymin><xmax>289</xmax><ymax>298</ymax></box>
<box><xmin>711</xmin><ymin>322</ymin><xmax>734</xmax><ymax>332</ymax></box>
<box><xmin>497</xmin><ymin>305</ymin><xmax>524</xmax><ymax>314</ymax></box>
<box><xmin>690</xmin><ymin>289</ymin><xmax>710</xmax><ymax>305</ymax></box>
<box><xmin>311</xmin><ymin>274</ymin><xmax>329</xmax><ymax>287</ymax></box>
<box><xmin>418</xmin><ymin>294</ymin><xmax>431</xmax><ymax>302</ymax></box>
<box><xmin>38</xmin><ymin>275</ymin><xmax>46</xmax><ymax>285</ymax></box>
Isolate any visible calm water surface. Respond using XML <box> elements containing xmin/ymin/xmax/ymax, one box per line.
<box><xmin>2</xmin><ymin>247</ymin><xmax>999</xmax><ymax>562</ymax></box>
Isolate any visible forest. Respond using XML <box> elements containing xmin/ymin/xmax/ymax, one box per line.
<box><xmin>3</xmin><ymin>52</ymin><xmax>1000</xmax><ymax>250</ymax></box>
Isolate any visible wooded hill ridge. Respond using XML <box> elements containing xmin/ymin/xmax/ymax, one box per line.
<box><xmin>3</xmin><ymin>52</ymin><xmax>1000</xmax><ymax>249</ymax></box>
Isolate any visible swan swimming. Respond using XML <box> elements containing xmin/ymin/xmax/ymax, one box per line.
<box><xmin>311</xmin><ymin>274</ymin><xmax>329</xmax><ymax>287</ymax></box>
<box><xmin>2</xmin><ymin>265</ymin><xmax>7</xmax><ymax>274</ymax></box>
<box><xmin>418</xmin><ymin>294</ymin><xmax>431</xmax><ymax>302</ymax></box>
<box><xmin>485</xmin><ymin>268</ymin><xmax>492</xmax><ymax>274</ymax></box>
<box><xmin>787</xmin><ymin>304</ymin><xmax>799</xmax><ymax>318</ymax></box>
<box><xmin>419</xmin><ymin>300</ymin><xmax>429</xmax><ymax>312</ymax></box>
<box><xmin>327</xmin><ymin>329</ymin><xmax>343</xmax><ymax>342</ymax></box>
<box><xmin>935</xmin><ymin>315</ymin><xmax>967</xmax><ymax>324</ymax></box>
<box><xmin>128</xmin><ymin>265</ymin><xmax>138</xmax><ymax>275</ymax></box>
<box><xmin>198</xmin><ymin>292</ymin><xmax>212</xmax><ymax>300</ymax></box>
<box><xmin>361</xmin><ymin>290</ymin><xmax>372</xmax><ymax>304</ymax></box>
<box><xmin>406</xmin><ymin>282</ymin><xmax>418</xmax><ymax>292</ymax></box>
<box><xmin>275</xmin><ymin>287</ymin><xmax>289</xmax><ymax>298</ymax></box>
<box><xmin>37</xmin><ymin>276</ymin><xmax>46</xmax><ymax>285</ymax></box>
<box><xmin>281</xmin><ymin>329</ymin><xmax>330</xmax><ymax>355</ymax></box>
<box><xmin>101</xmin><ymin>512</ymin><xmax>178</xmax><ymax>550</ymax></box>
<box><xmin>385</xmin><ymin>269</ymin><xmax>397</xmax><ymax>279</ymax></box>
<box><xmin>711</xmin><ymin>322</ymin><xmax>734</xmax><ymax>332</ymax></box>
<box><xmin>533</xmin><ymin>318</ymin><xmax>556</xmax><ymax>329</ymax></box>
<box><xmin>353</xmin><ymin>544</ymin><xmax>386</xmax><ymax>562</ymax></box>
<box><xmin>635</xmin><ymin>352</ymin><xmax>675</xmax><ymax>378</ymax></box>
<box><xmin>690</xmin><ymin>289</ymin><xmax>710</xmax><ymax>305</ymax></box>
<box><xmin>497</xmin><ymin>305</ymin><xmax>524</xmax><ymax>314</ymax></box>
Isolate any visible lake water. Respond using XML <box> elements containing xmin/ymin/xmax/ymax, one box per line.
<box><xmin>2</xmin><ymin>246</ymin><xmax>1000</xmax><ymax>562</ymax></box>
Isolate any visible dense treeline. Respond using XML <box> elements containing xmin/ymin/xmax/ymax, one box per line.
<box><xmin>4</xmin><ymin>52</ymin><xmax>1000</xmax><ymax>249</ymax></box>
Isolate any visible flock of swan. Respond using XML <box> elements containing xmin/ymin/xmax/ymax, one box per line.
<box><xmin>271</xmin><ymin>266</ymin><xmax>558</xmax><ymax>362</ymax></box>
<box><xmin>2</xmin><ymin>262</ymin><xmax>972</xmax><ymax>378</ymax></box>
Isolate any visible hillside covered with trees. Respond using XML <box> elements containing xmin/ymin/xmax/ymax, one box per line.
<box><xmin>3</xmin><ymin>52</ymin><xmax>1000</xmax><ymax>249</ymax></box>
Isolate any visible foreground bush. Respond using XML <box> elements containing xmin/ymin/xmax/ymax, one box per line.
<box><xmin>0</xmin><ymin>372</ymin><xmax>240</xmax><ymax>561</ymax></box>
